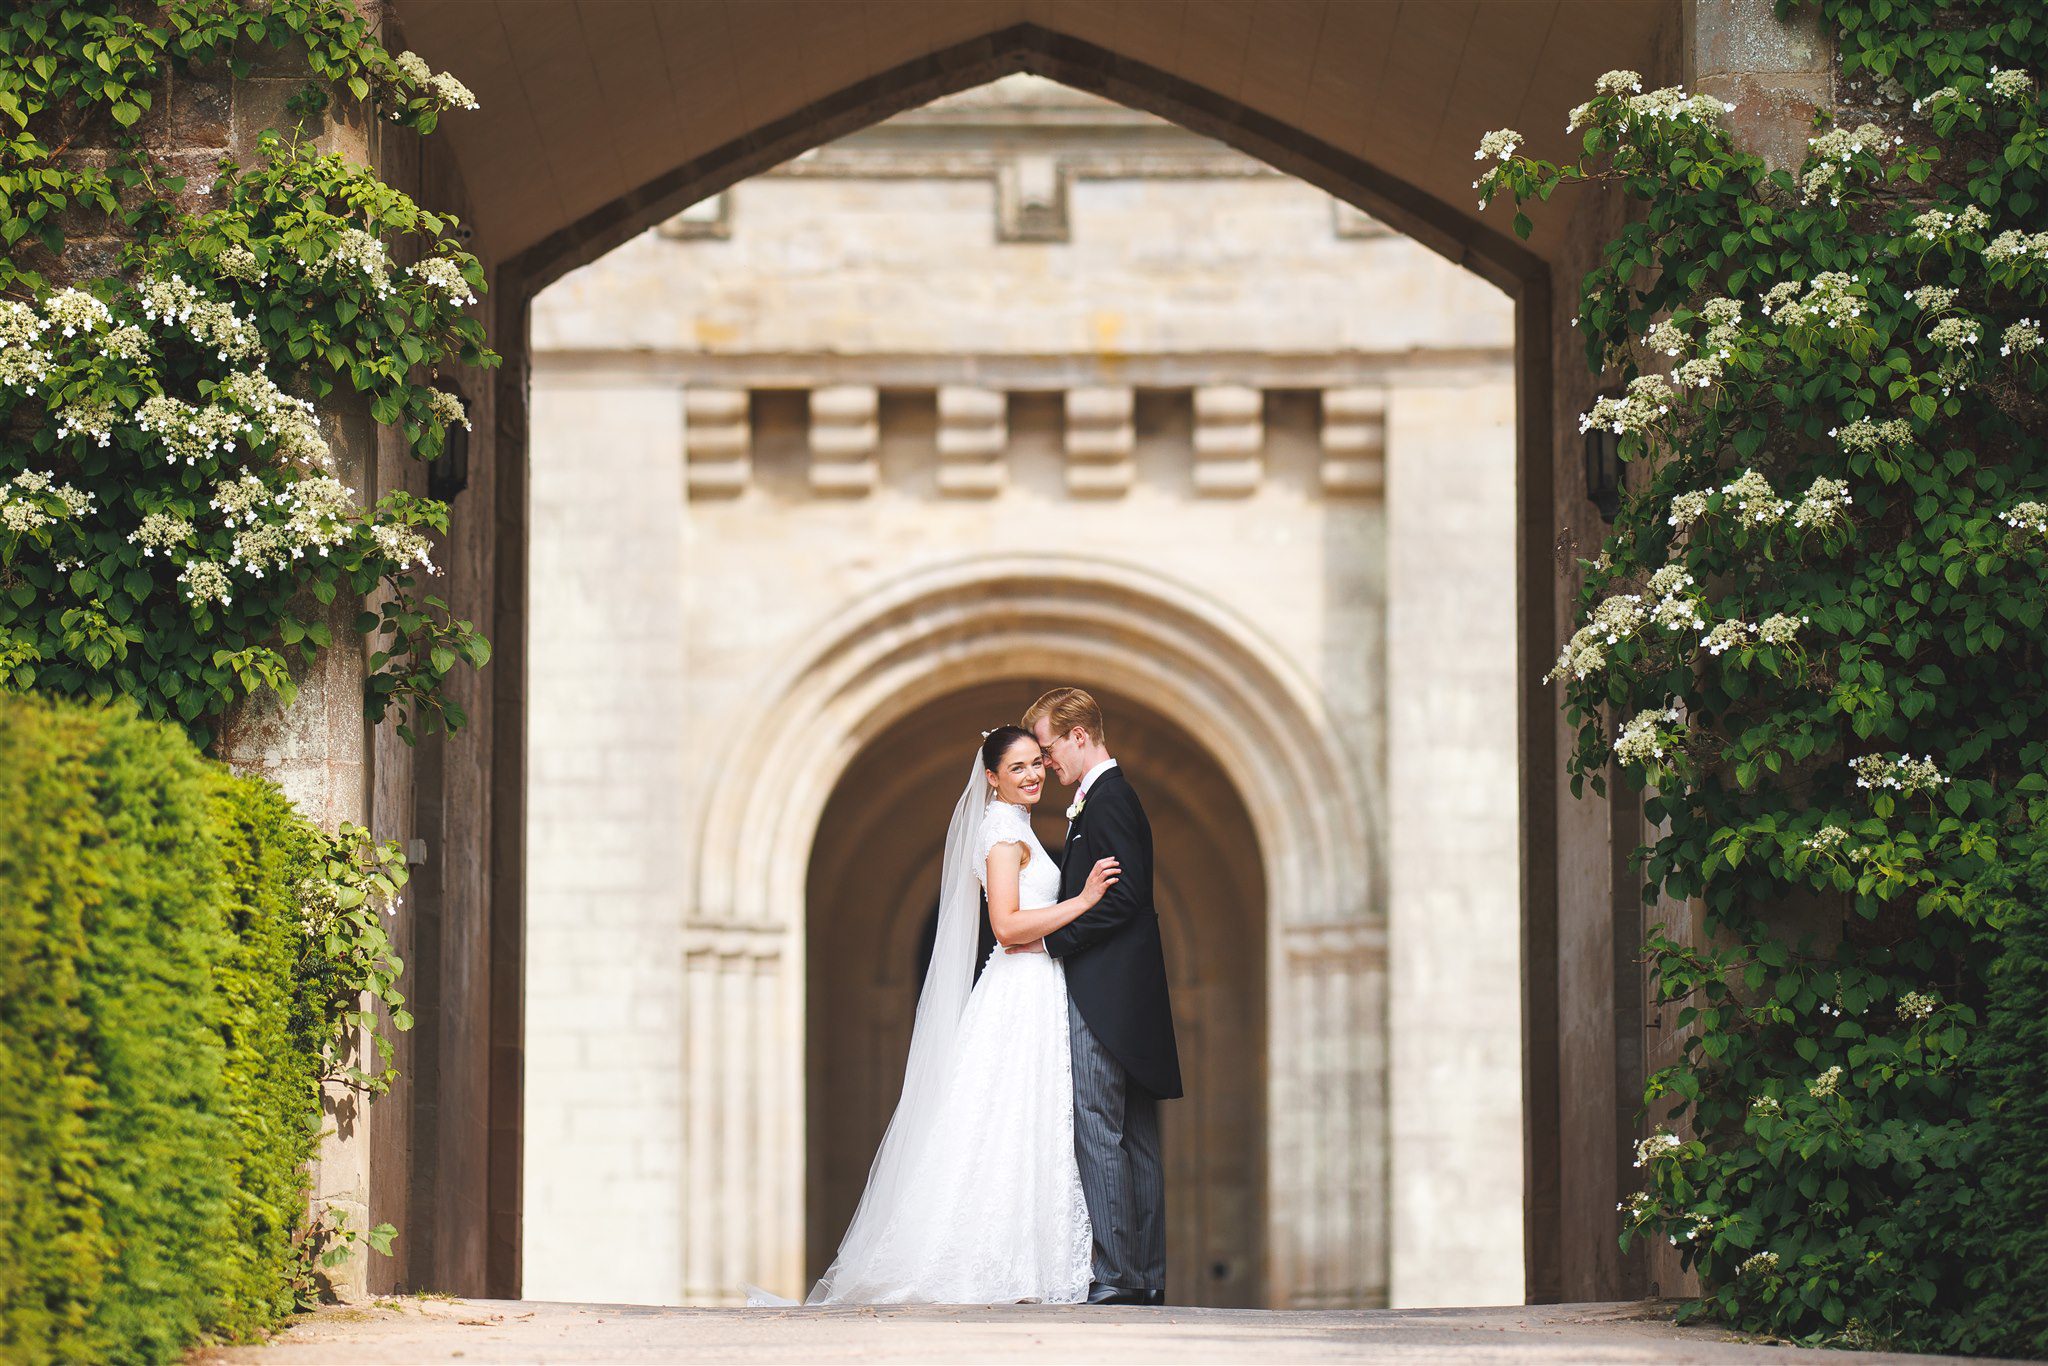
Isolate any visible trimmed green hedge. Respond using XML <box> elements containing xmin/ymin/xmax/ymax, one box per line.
<box><xmin>0</xmin><ymin>695</ymin><xmax>325</xmax><ymax>1364</ymax></box>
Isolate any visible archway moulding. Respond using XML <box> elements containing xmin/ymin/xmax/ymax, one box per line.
<box><xmin>694</xmin><ymin>553</ymin><xmax>1379</xmax><ymax>942</ymax></box>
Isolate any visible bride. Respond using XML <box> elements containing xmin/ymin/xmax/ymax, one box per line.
<box><xmin>799</xmin><ymin>725</ymin><xmax>1120</xmax><ymax>1305</ymax></box>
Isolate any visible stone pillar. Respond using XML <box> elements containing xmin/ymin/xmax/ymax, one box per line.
<box><xmin>1270</xmin><ymin>923</ymin><xmax>1389</xmax><ymax>1308</ymax></box>
<box><xmin>1686</xmin><ymin>0</ymin><xmax>1834</xmax><ymax>171</ymax></box>
<box><xmin>1385</xmin><ymin>383</ymin><xmax>1524</xmax><ymax>1306</ymax></box>
<box><xmin>193</xmin><ymin>52</ymin><xmax>386</xmax><ymax>1302</ymax></box>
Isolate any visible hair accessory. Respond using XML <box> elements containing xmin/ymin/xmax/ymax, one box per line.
<box><xmin>980</xmin><ymin>729</ymin><xmax>993</xmax><ymax>739</ymax></box>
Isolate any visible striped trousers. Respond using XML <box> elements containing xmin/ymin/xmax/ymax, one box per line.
<box><xmin>1067</xmin><ymin>993</ymin><xmax>1165</xmax><ymax>1292</ymax></box>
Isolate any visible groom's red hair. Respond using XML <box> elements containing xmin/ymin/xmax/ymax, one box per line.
<box><xmin>1022</xmin><ymin>686</ymin><xmax>1106</xmax><ymax>745</ymax></box>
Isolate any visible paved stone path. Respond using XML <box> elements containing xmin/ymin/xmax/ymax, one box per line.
<box><xmin>196</xmin><ymin>1298</ymin><xmax>1993</xmax><ymax>1364</ymax></box>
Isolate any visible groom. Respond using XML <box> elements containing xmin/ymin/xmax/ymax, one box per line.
<box><xmin>1019</xmin><ymin>686</ymin><xmax>1182</xmax><ymax>1306</ymax></box>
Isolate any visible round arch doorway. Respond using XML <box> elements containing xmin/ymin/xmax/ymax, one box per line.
<box><xmin>806</xmin><ymin>681</ymin><xmax>1267</xmax><ymax>1308</ymax></box>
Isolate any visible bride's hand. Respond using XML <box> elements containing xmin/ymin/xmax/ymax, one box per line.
<box><xmin>1082</xmin><ymin>856</ymin><xmax>1120</xmax><ymax>907</ymax></box>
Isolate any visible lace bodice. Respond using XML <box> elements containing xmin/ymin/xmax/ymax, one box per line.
<box><xmin>977</xmin><ymin>801</ymin><xmax>1060</xmax><ymax>909</ymax></box>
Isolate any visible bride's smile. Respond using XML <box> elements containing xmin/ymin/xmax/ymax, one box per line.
<box><xmin>988</xmin><ymin>737</ymin><xmax>1048</xmax><ymax>807</ymax></box>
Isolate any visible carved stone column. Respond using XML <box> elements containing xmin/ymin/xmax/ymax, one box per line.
<box><xmin>1270</xmin><ymin>921</ymin><xmax>1389</xmax><ymax>1307</ymax></box>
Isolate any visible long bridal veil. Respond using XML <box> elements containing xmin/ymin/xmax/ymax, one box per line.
<box><xmin>801</xmin><ymin>749</ymin><xmax>991</xmax><ymax>1304</ymax></box>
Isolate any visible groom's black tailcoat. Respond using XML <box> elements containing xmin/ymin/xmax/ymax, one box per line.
<box><xmin>1047</xmin><ymin>766</ymin><xmax>1183</xmax><ymax>1101</ymax></box>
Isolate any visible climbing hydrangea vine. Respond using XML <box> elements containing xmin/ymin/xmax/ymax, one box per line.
<box><xmin>1477</xmin><ymin>0</ymin><xmax>2046</xmax><ymax>1352</ymax></box>
<box><xmin>0</xmin><ymin>1</ymin><xmax>496</xmax><ymax>743</ymax></box>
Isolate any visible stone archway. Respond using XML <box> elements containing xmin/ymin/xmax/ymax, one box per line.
<box><xmin>806</xmin><ymin>681</ymin><xmax>1268</xmax><ymax>1307</ymax></box>
<box><xmin>688</xmin><ymin>555</ymin><xmax>1380</xmax><ymax>1304</ymax></box>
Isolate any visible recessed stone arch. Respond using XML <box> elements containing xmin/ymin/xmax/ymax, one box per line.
<box><xmin>804</xmin><ymin>681</ymin><xmax>1269</xmax><ymax>1305</ymax></box>
<box><xmin>681</xmin><ymin>554</ymin><xmax>1384</xmax><ymax>1303</ymax></box>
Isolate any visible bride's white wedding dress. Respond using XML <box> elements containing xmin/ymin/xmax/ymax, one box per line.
<box><xmin>804</xmin><ymin>798</ymin><xmax>1091</xmax><ymax>1305</ymax></box>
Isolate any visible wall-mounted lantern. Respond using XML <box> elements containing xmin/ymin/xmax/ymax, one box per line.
<box><xmin>1582</xmin><ymin>390</ymin><xmax>1624</xmax><ymax>522</ymax></box>
<box><xmin>429</xmin><ymin>390</ymin><xmax>470</xmax><ymax>501</ymax></box>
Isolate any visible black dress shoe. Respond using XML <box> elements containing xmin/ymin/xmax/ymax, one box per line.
<box><xmin>1143</xmin><ymin>1288</ymin><xmax>1166</xmax><ymax>1306</ymax></box>
<box><xmin>1085</xmin><ymin>1282</ymin><xmax>1147</xmax><ymax>1305</ymax></box>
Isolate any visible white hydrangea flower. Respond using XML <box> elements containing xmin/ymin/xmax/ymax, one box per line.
<box><xmin>1675</xmin><ymin>356</ymin><xmax>1722</xmax><ymax>390</ymax></box>
<box><xmin>1579</xmin><ymin>373</ymin><xmax>1675</xmax><ymax>436</ymax></box>
<box><xmin>1740</xmin><ymin>1251</ymin><xmax>1781</xmax><ymax>1277</ymax></box>
<box><xmin>178</xmin><ymin>558</ymin><xmax>234</xmax><ymax>607</ymax></box>
<box><xmin>1833</xmin><ymin>418</ymin><xmax>1880</xmax><ymax>452</ymax></box>
<box><xmin>1897</xmin><ymin>991</ymin><xmax>1936</xmax><ymax>1020</ymax></box>
<box><xmin>214</xmin><ymin>243</ymin><xmax>267</xmax><ymax>284</ymax></box>
<box><xmin>320</xmin><ymin>228</ymin><xmax>395</xmax><ymax>298</ymax></box>
<box><xmin>1596</xmin><ymin>70</ymin><xmax>1644</xmax><ymax>97</ymax></box>
<box><xmin>0</xmin><ymin>313</ymin><xmax>52</xmax><ymax>390</ymax></box>
<box><xmin>1622</xmin><ymin>86</ymin><xmax>1732</xmax><ymax>126</ymax></box>
<box><xmin>1721</xmin><ymin>469</ymin><xmax>1788</xmax><ymax>527</ymax></box>
<box><xmin>0</xmin><ymin>493</ymin><xmax>54</xmax><ymax>534</ymax></box>
<box><xmin>1801</xmin><ymin>823</ymin><xmax>1849</xmax><ymax>852</ymax></box>
<box><xmin>1912</xmin><ymin>85</ymin><xmax>1965</xmax><ymax>114</ymax></box>
<box><xmin>1792</xmin><ymin>476</ymin><xmax>1853</xmax><ymax>530</ymax></box>
<box><xmin>219</xmin><ymin>370</ymin><xmax>332</xmax><ymax>469</ymax></box>
<box><xmin>371</xmin><ymin>521</ymin><xmax>439</xmax><ymax>575</ymax></box>
<box><xmin>139</xmin><ymin>273</ymin><xmax>203</xmax><ymax>325</ymax></box>
<box><xmin>1851</xmin><ymin>752</ymin><xmax>1950</xmax><ymax>794</ymax></box>
<box><xmin>408</xmin><ymin>256</ymin><xmax>478</xmax><ymax>307</ymax></box>
<box><xmin>1765</xmin><ymin>271</ymin><xmax>1865</xmax><ymax>331</ymax></box>
<box><xmin>395</xmin><ymin>50</ymin><xmax>433</xmax><ymax>85</ymax></box>
<box><xmin>1749</xmin><ymin>1094</ymin><xmax>1783</xmax><ymax>1117</ymax></box>
<box><xmin>1647</xmin><ymin>563</ymin><xmax>1693</xmax><ymax>598</ymax></box>
<box><xmin>99</xmin><ymin>324</ymin><xmax>149</xmax><ymax>362</ymax></box>
<box><xmin>1668</xmin><ymin>489</ymin><xmax>1711</xmax><ymax>530</ymax></box>
<box><xmin>2001</xmin><ymin>319</ymin><xmax>2042</xmax><ymax>358</ymax></box>
<box><xmin>1545</xmin><ymin>624</ymin><xmax>1608</xmax><ymax>684</ymax></box>
<box><xmin>1909</xmin><ymin>205</ymin><xmax>1991</xmax><ymax>243</ymax></box>
<box><xmin>424</xmin><ymin>387</ymin><xmax>471</xmax><ymax>430</ymax></box>
<box><xmin>1987</xmin><ymin>67</ymin><xmax>2032</xmax><ymax>103</ymax></box>
<box><xmin>1474</xmin><ymin>128</ymin><xmax>1522</xmax><ymax>162</ymax></box>
<box><xmin>1700</xmin><ymin>297</ymin><xmax>1742</xmax><ymax>325</ymax></box>
<box><xmin>1614</xmin><ymin>707</ymin><xmax>1680</xmax><ymax>766</ymax></box>
<box><xmin>138</xmin><ymin>274</ymin><xmax>260</xmax><ymax>361</ymax></box>
<box><xmin>1800</xmin><ymin>122</ymin><xmax>1900</xmax><ymax>204</ymax></box>
<box><xmin>1908</xmin><ymin>285</ymin><xmax>1956</xmax><ymax>315</ymax></box>
<box><xmin>1701</xmin><ymin>619</ymin><xmax>1754</xmax><ymax>655</ymax></box>
<box><xmin>128</xmin><ymin>511</ymin><xmax>195</xmax><ymax>558</ymax></box>
<box><xmin>1758</xmin><ymin>613</ymin><xmax>1808</xmax><ymax>646</ymax></box>
<box><xmin>2000</xmin><ymin>500</ymin><xmax>2048</xmax><ymax>535</ymax></box>
<box><xmin>1643</xmin><ymin>320</ymin><xmax>1688</xmax><ymax>357</ymax></box>
<box><xmin>1985</xmin><ymin>228</ymin><xmax>2048</xmax><ymax>266</ymax></box>
<box><xmin>1652</xmin><ymin>597</ymin><xmax>1704</xmax><ymax>633</ymax></box>
<box><xmin>45</xmin><ymin>287</ymin><xmax>112</xmax><ymax>337</ymax></box>
<box><xmin>1808</xmin><ymin>1064</ymin><xmax>1843</xmax><ymax>1098</ymax></box>
<box><xmin>1633</xmin><ymin>1130</ymin><xmax>1683</xmax><ymax>1167</ymax></box>
<box><xmin>1928</xmin><ymin>315</ymin><xmax>1981</xmax><ymax>351</ymax></box>
<box><xmin>429</xmin><ymin>71</ymin><xmax>479</xmax><ymax>111</ymax></box>
<box><xmin>56</xmin><ymin>398</ymin><xmax>117</xmax><ymax>447</ymax></box>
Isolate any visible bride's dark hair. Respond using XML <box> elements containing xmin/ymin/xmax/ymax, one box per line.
<box><xmin>980</xmin><ymin>724</ymin><xmax>1037</xmax><ymax>772</ymax></box>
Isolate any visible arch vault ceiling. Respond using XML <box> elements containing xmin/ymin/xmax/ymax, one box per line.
<box><xmin>392</xmin><ymin>0</ymin><xmax>1675</xmax><ymax>275</ymax></box>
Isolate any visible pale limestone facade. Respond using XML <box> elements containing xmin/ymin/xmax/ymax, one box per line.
<box><xmin>522</xmin><ymin>77</ymin><xmax>1521</xmax><ymax>1310</ymax></box>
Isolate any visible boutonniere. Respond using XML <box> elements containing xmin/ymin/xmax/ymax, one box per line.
<box><xmin>1065</xmin><ymin>794</ymin><xmax>1087</xmax><ymax>821</ymax></box>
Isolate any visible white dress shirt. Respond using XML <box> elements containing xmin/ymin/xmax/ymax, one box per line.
<box><xmin>1078</xmin><ymin>757</ymin><xmax>1119</xmax><ymax>797</ymax></box>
